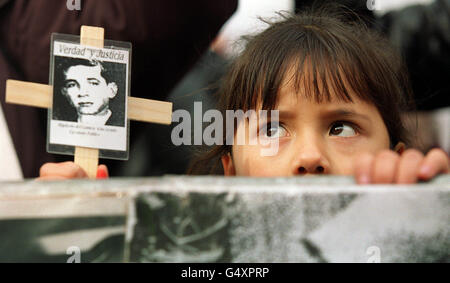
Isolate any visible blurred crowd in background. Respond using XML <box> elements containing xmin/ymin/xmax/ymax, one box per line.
<box><xmin>0</xmin><ymin>0</ymin><xmax>449</xmax><ymax>180</ymax></box>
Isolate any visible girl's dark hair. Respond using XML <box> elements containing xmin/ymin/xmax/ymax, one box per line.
<box><xmin>188</xmin><ymin>6</ymin><xmax>415</xmax><ymax>175</ymax></box>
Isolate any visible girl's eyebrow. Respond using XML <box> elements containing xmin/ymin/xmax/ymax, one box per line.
<box><xmin>275</xmin><ymin>109</ymin><xmax>372</xmax><ymax>122</ymax></box>
<box><xmin>322</xmin><ymin>109</ymin><xmax>371</xmax><ymax>122</ymax></box>
<box><xmin>277</xmin><ymin>110</ymin><xmax>297</xmax><ymax>120</ymax></box>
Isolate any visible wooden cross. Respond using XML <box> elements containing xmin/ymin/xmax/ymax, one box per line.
<box><xmin>5</xmin><ymin>26</ymin><xmax>173</xmax><ymax>179</ymax></box>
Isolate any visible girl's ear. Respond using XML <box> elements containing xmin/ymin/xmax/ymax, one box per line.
<box><xmin>394</xmin><ymin>142</ymin><xmax>406</xmax><ymax>155</ymax></box>
<box><xmin>221</xmin><ymin>153</ymin><xmax>236</xmax><ymax>176</ymax></box>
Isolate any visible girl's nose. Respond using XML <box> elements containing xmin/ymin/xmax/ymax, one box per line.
<box><xmin>297</xmin><ymin>163</ymin><xmax>326</xmax><ymax>174</ymax></box>
<box><xmin>292</xmin><ymin>141</ymin><xmax>329</xmax><ymax>175</ymax></box>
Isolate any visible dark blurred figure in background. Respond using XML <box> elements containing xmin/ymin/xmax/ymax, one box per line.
<box><xmin>0</xmin><ymin>0</ymin><xmax>237</xmax><ymax>179</ymax></box>
<box><xmin>296</xmin><ymin>0</ymin><xmax>376</xmax><ymax>25</ymax></box>
<box><xmin>294</xmin><ymin>0</ymin><xmax>449</xmax><ymax>111</ymax></box>
<box><xmin>379</xmin><ymin>0</ymin><xmax>449</xmax><ymax>111</ymax></box>
<box><xmin>378</xmin><ymin>0</ymin><xmax>450</xmax><ymax>153</ymax></box>
<box><xmin>136</xmin><ymin>42</ymin><xmax>228</xmax><ymax>176</ymax></box>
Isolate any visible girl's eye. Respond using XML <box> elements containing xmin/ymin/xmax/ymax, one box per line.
<box><xmin>263</xmin><ymin>123</ymin><xmax>288</xmax><ymax>139</ymax></box>
<box><xmin>329</xmin><ymin>122</ymin><xmax>357</xmax><ymax>137</ymax></box>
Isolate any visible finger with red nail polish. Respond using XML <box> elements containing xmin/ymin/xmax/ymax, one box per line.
<box><xmin>96</xmin><ymin>165</ymin><xmax>109</xmax><ymax>179</ymax></box>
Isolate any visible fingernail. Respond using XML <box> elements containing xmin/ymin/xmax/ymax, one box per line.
<box><xmin>358</xmin><ymin>174</ymin><xmax>371</xmax><ymax>185</ymax></box>
<box><xmin>419</xmin><ymin>165</ymin><xmax>431</xmax><ymax>178</ymax></box>
<box><xmin>97</xmin><ymin>167</ymin><xmax>108</xmax><ymax>179</ymax></box>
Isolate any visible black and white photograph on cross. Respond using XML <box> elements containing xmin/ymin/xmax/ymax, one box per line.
<box><xmin>53</xmin><ymin>57</ymin><xmax>126</xmax><ymax>127</ymax></box>
<box><xmin>48</xmin><ymin>36</ymin><xmax>130</xmax><ymax>154</ymax></box>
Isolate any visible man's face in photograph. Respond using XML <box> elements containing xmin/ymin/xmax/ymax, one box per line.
<box><xmin>62</xmin><ymin>64</ymin><xmax>117</xmax><ymax>115</ymax></box>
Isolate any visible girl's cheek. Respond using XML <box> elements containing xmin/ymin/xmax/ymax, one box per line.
<box><xmin>329</xmin><ymin>137</ymin><xmax>378</xmax><ymax>160</ymax></box>
<box><xmin>331</xmin><ymin>157</ymin><xmax>354</xmax><ymax>175</ymax></box>
<box><xmin>324</xmin><ymin>139</ymin><xmax>362</xmax><ymax>175</ymax></box>
<box><xmin>329</xmin><ymin>137</ymin><xmax>363</xmax><ymax>153</ymax></box>
<box><xmin>235</xmin><ymin>142</ymin><xmax>291</xmax><ymax>177</ymax></box>
<box><xmin>247</xmin><ymin>161</ymin><xmax>291</xmax><ymax>176</ymax></box>
<box><xmin>251</xmin><ymin>141</ymin><xmax>292</xmax><ymax>176</ymax></box>
<box><xmin>327</xmin><ymin>138</ymin><xmax>384</xmax><ymax>175</ymax></box>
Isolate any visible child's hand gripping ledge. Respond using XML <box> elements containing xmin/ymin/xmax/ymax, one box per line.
<box><xmin>38</xmin><ymin>162</ymin><xmax>109</xmax><ymax>180</ymax></box>
<box><xmin>354</xmin><ymin>148</ymin><xmax>449</xmax><ymax>185</ymax></box>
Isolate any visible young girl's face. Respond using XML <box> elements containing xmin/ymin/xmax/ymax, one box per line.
<box><xmin>222</xmin><ymin>70</ymin><xmax>392</xmax><ymax>177</ymax></box>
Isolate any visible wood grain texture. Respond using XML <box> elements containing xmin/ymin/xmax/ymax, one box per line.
<box><xmin>80</xmin><ymin>26</ymin><xmax>104</xmax><ymax>48</ymax></box>
<box><xmin>5</xmin><ymin>81</ymin><xmax>173</xmax><ymax>125</ymax></box>
<box><xmin>74</xmin><ymin>145</ymin><xmax>99</xmax><ymax>179</ymax></box>
<box><xmin>76</xmin><ymin>26</ymin><xmax>104</xmax><ymax>178</ymax></box>
<box><xmin>6</xmin><ymin>80</ymin><xmax>52</xmax><ymax>109</ymax></box>
<box><xmin>128</xmin><ymin>97</ymin><xmax>173</xmax><ymax>125</ymax></box>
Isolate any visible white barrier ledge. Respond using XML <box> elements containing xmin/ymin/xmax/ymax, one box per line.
<box><xmin>0</xmin><ymin>175</ymin><xmax>448</xmax><ymax>263</ymax></box>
